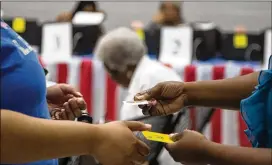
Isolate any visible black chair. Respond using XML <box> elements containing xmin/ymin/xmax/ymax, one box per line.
<box><xmin>220</xmin><ymin>32</ymin><xmax>264</xmax><ymax>62</ymax></box>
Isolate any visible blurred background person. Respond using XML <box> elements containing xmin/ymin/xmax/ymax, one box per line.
<box><xmin>56</xmin><ymin>1</ymin><xmax>102</xmax><ymax>22</ymax></box>
<box><xmin>145</xmin><ymin>1</ymin><xmax>184</xmax><ymax>32</ymax></box>
<box><xmin>94</xmin><ymin>27</ymin><xmax>182</xmax><ymax>165</ymax></box>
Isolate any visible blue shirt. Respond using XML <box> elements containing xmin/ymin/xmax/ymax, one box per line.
<box><xmin>0</xmin><ymin>21</ymin><xmax>58</xmax><ymax>165</ymax></box>
<box><xmin>240</xmin><ymin>55</ymin><xmax>272</xmax><ymax>148</ymax></box>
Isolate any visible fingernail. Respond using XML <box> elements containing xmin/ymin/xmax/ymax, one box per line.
<box><xmin>76</xmin><ymin>92</ymin><xmax>83</xmax><ymax>97</ymax></box>
<box><xmin>135</xmin><ymin>95</ymin><xmax>144</xmax><ymax>100</ymax></box>
<box><xmin>144</xmin><ymin>124</ymin><xmax>152</xmax><ymax>129</ymax></box>
<box><xmin>150</xmin><ymin>99</ymin><xmax>157</xmax><ymax>106</ymax></box>
<box><xmin>169</xmin><ymin>133</ymin><xmax>178</xmax><ymax>138</ymax></box>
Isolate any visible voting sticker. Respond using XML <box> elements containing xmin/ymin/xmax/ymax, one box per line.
<box><xmin>142</xmin><ymin>131</ymin><xmax>174</xmax><ymax>143</ymax></box>
<box><xmin>123</xmin><ymin>100</ymin><xmax>149</xmax><ymax>105</ymax></box>
<box><xmin>12</xmin><ymin>17</ymin><xmax>26</xmax><ymax>33</ymax></box>
<box><xmin>233</xmin><ymin>34</ymin><xmax>248</xmax><ymax>49</ymax></box>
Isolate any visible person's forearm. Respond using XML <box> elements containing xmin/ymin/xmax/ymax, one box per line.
<box><xmin>184</xmin><ymin>71</ymin><xmax>259</xmax><ymax>110</ymax></box>
<box><xmin>207</xmin><ymin>142</ymin><xmax>272</xmax><ymax>165</ymax></box>
<box><xmin>1</xmin><ymin>110</ymin><xmax>102</xmax><ymax>163</ymax></box>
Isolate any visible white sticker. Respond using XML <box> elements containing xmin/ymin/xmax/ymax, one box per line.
<box><xmin>123</xmin><ymin>100</ymin><xmax>149</xmax><ymax>105</ymax></box>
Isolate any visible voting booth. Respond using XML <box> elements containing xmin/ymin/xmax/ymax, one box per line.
<box><xmin>4</xmin><ymin>17</ymin><xmax>41</xmax><ymax>53</ymax></box>
<box><xmin>3</xmin><ymin>13</ymin><xmax>105</xmax><ymax>60</ymax></box>
<box><xmin>192</xmin><ymin>22</ymin><xmax>221</xmax><ymax>61</ymax></box>
<box><xmin>159</xmin><ymin>25</ymin><xmax>193</xmax><ymax>67</ymax></box>
<box><xmin>73</xmin><ymin>25</ymin><xmax>103</xmax><ymax>55</ymax></box>
<box><xmin>221</xmin><ymin>32</ymin><xmax>264</xmax><ymax>61</ymax></box>
<box><xmin>3</xmin><ymin>16</ymin><xmax>270</xmax><ymax>66</ymax></box>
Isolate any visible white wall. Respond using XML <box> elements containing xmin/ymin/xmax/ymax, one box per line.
<box><xmin>2</xmin><ymin>1</ymin><xmax>271</xmax><ymax>31</ymax></box>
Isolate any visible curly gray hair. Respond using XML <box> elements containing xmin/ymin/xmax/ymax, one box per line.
<box><xmin>94</xmin><ymin>27</ymin><xmax>146</xmax><ymax>71</ymax></box>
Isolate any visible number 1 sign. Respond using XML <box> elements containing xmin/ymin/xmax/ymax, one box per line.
<box><xmin>41</xmin><ymin>22</ymin><xmax>72</xmax><ymax>63</ymax></box>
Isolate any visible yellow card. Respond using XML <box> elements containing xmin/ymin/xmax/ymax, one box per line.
<box><xmin>233</xmin><ymin>34</ymin><xmax>248</xmax><ymax>49</ymax></box>
<box><xmin>142</xmin><ymin>131</ymin><xmax>174</xmax><ymax>143</ymax></box>
<box><xmin>12</xmin><ymin>17</ymin><xmax>26</xmax><ymax>33</ymax></box>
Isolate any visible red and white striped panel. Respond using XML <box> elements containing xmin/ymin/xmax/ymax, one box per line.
<box><xmin>44</xmin><ymin>58</ymin><xmax>119</xmax><ymax>123</ymax></box>
<box><xmin>41</xmin><ymin>58</ymin><xmax>255</xmax><ymax>147</ymax></box>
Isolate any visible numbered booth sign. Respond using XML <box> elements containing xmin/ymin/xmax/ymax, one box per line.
<box><xmin>159</xmin><ymin>25</ymin><xmax>193</xmax><ymax>67</ymax></box>
<box><xmin>192</xmin><ymin>22</ymin><xmax>221</xmax><ymax>61</ymax></box>
<box><xmin>263</xmin><ymin>28</ymin><xmax>272</xmax><ymax>69</ymax></box>
<box><xmin>4</xmin><ymin>18</ymin><xmax>41</xmax><ymax>53</ymax></box>
<box><xmin>221</xmin><ymin>32</ymin><xmax>263</xmax><ymax>62</ymax></box>
<box><xmin>41</xmin><ymin>22</ymin><xmax>72</xmax><ymax>62</ymax></box>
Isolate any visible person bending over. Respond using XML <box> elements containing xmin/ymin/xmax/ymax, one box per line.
<box><xmin>94</xmin><ymin>27</ymin><xmax>183</xmax><ymax>165</ymax></box>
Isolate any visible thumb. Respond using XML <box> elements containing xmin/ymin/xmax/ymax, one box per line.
<box><xmin>123</xmin><ymin>121</ymin><xmax>152</xmax><ymax>131</ymax></box>
<box><xmin>61</xmin><ymin>84</ymin><xmax>83</xmax><ymax>97</ymax></box>
<box><xmin>134</xmin><ymin>85</ymin><xmax>161</xmax><ymax>101</ymax></box>
<box><xmin>165</xmin><ymin>133</ymin><xmax>183</xmax><ymax>151</ymax></box>
<box><xmin>170</xmin><ymin>132</ymin><xmax>183</xmax><ymax>142</ymax></box>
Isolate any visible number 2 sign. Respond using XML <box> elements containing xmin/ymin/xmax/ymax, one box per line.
<box><xmin>159</xmin><ymin>25</ymin><xmax>193</xmax><ymax>67</ymax></box>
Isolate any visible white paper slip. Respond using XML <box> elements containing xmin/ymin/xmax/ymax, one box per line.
<box><xmin>123</xmin><ymin>100</ymin><xmax>149</xmax><ymax>105</ymax></box>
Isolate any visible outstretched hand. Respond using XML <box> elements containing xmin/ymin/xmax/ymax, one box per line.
<box><xmin>94</xmin><ymin>121</ymin><xmax>151</xmax><ymax>165</ymax></box>
<box><xmin>166</xmin><ymin>130</ymin><xmax>211</xmax><ymax>165</ymax></box>
<box><xmin>134</xmin><ymin>81</ymin><xmax>188</xmax><ymax>116</ymax></box>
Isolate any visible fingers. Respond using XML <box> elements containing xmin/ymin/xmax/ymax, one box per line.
<box><xmin>76</xmin><ymin>97</ymin><xmax>87</xmax><ymax>110</ymax></box>
<box><xmin>50</xmin><ymin>109</ymin><xmax>62</xmax><ymax>120</ymax></box>
<box><xmin>131</xmin><ymin>153</ymin><xmax>146</xmax><ymax>165</ymax></box>
<box><xmin>62</xmin><ymin>97</ymin><xmax>86</xmax><ymax>120</ymax></box>
<box><xmin>166</xmin><ymin>132</ymin><xmax>185</xmax><ymax>151</ymax></box>
<box><xmin>136</xmin><ymin>139</ymin><xmax>150</xmax><ymax>156</ymax></box>
<box><xmin>140</xmin><ymin>94</ymin><xmax>187</xmax><ymax>116</ymax></box>
<box><xmin>60</xmin><ymin>84</ymin><xmax>83</xmax><ymax>97</ymax></box>
<box><xmin>131</xmin><ymin>141</ymin><xmax>149</xmax><ymax>165</ymax></box>
<box><xmin>170</xmin><ymin>132</ymin><xmax>184</xmax><ymax>142</ymax></box>
<box><xmin>123</xmin><ymin>121</ymin><xmax>152</xmax><ymax>131</ymax></box>
<box><xmin>63</xmin><ymin>102</ymin><xmax>75</xmax><ymax>120</ymax></box>
<box><xmin>134</xmin><ymin>84</ymin><xmax>162</xmax><ymax>101</ymax></box>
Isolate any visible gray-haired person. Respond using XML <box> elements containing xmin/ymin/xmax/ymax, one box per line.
<box><xmin>95</xmin><ymin>27</ymin><xmax>182</xmax><ymax>165</ymax></box>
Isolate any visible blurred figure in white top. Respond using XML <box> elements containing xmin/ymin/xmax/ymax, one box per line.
<box><xmin>95</xmin><ymin>27</ymin><xmax>181</xmax><ymax>165</ymax></box>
